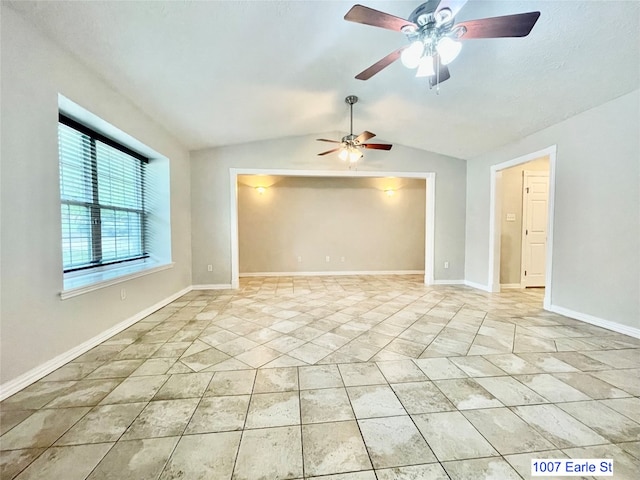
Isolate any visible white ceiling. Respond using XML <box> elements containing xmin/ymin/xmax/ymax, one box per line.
<box><xmin>7</xmin><ymin>0</ymin><xmax>640</xmax><ymax>159</ymax></box>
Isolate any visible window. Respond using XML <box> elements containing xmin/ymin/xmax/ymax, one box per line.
<box><xmin>58</xmin><ymin>115</ymin><xmax>148</xmax><ymax>273</ymax></box>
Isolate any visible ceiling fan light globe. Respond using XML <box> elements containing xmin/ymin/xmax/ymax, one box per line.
<box><xmin>436</xmin><ymin>37</ymin><xmax>462</xmax><ymax>65</ymax></box>
<box><xmin>338</xmin><ymin>148</ymin><xmax>349</xmax><ymax>161</ymax></box>
<box><xmin>349</xmin><ymin>150</ymin><xmax>362</xmax><ymax>163</ymax></box>
<box><xmin>400</xmin><ymin>41</ymin><xmax>424</xmax><ymax>69</ymax></box>
<box><xmin>415</xmin><ymin>55</ymin><xmax>435</xmax><ymax>77</ymax></box>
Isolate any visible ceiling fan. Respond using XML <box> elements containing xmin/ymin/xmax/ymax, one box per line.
<box><xmin>344</xmin><ymin>0</ymin><xmax>541</xmax><ymax>87</ymax></box>
<box><xmin>317</xmin><ymin>95</ymin><xmax>392</xmax><ymax>165</ymax></box>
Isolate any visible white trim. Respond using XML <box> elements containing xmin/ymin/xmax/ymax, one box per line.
<box><xmin>239</xmin><ymin>270</ymin><xmax>424</xmax><ymax>278</ymax></box>
<box><xmin>464</xmin><ymin>280</ymin><xmax>492</xmax><ymax>292</ymax></box>
<box><xmin>500</xmin><ymin>283</ymin><xmax>523</xmax><ymax>290</ymax></box>
<box><xmin>61</xmin><ymin>262</ymin><xmax>174</xmax><ymax>299</ymax></box>
<box><xmin>488</xmin><ymin>146</ymin><xmax>556</xmax><ymax>308</ymax></box>
<box><xmin>0</xmin><ymin>286</ymin><xmax>192</xmax><ymax>401</ymax></box>
<box><xmin>434</xmin><ymin>279</ymin><xmax>465</xmax><ymax>285</ymax></box>
<box><xmin>192</xmin><ymin>284</ymin><xmax>234</xmax><ymax>290</ymax></box>
<box><xmin>547</xmin><ymin>304</ymin><xmax>640</xmax><ymax>339</ymax></box>
<box><xmin>229</xmin><ymin>168</ymin><xmax>436</xmax><ymax>289</ymax></box>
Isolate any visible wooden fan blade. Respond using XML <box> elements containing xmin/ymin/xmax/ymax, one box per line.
<box><xmin>317</xmin><ymin>148</ymin><xmax>341</xmax><ymax>156</ymax></box>
<box><xmin>457</xmin><ymin>12</ymin><xmax>541</xmax><ymax>39</ymax></box>
<box><xmin>355</xmin><ymin>131</ymin><xmax>376</xmax><ymax>143</ymax></box>
<box><xmin>316</xmin><ymin>138</ymin><xmax>340</xmax><ymax>143</ymax></box>
<box><xmin>345</xmin><ymin>4</ymin><xmax>417</xmax><ymax>32</ymax></box>
<box><xmin>356</xmin><ymin>46</ymin><xmax>407</xmax><ymax>80</ymax></box>
<box><xmin>435</xmin><ymin>0</ymin><xmax>468</xmax><ymax>21</ymax></box>
<box><xmin>362</xmin><ymin>143</ymin><xmax>393</xmax><ymax>151</ymax></box>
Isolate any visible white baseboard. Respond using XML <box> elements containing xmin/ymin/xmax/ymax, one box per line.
<box><xmin>0</xmin><ymin>286</ymin><xmax>192</xmax><ymax>401</ymax></box>
<box><xmin>501</xmin><ymin>283</ymin><xmax>523</xmax><ymax>290</ymax></box>
<box><xmin>546</xmin><ymin>304</ymin><xmax>640</xmax><ymax>339</ymax></box>
<box><xmin>192</xmin><ymin>284</ymin><xmax>234</xmax><ymax>290</ymax></box>
<box><xmin>434</xmin><ymin>280</ymin><xmax>465</xmax><ymax>285</ymax></box>
<box><xmin>464</xmin><ymin>280</ymin><xmax>492</xmax><ymax>292</ymax></box>
<box><xmin>239</xmin><ymin>270</ymin><xmax>424</xmax><ymax>278</ymax></box>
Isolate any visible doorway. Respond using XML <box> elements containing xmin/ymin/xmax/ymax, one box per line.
<box><xmin>488</xmin><ymin>146</ymin><xmax>556</xmax><ymax>309</ymax></box>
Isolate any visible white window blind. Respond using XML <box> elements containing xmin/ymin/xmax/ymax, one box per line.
<box><xmin>58</xmin><ymin>116</ymin><xmax>149</xmax><ymax>272</ymax></box>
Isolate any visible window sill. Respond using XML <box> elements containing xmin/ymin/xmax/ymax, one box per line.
<box><xmin>60</xmin><ymin>261</ymin><xmax>174</xmax><ymax>300</ymax></box>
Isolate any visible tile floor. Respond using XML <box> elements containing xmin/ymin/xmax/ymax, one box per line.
<box><xmin>1</xmin><ymin>275</ymin><xmax>639</xmax><ymax>479</ymax></box>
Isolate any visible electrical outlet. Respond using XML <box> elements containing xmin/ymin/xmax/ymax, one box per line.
<box><xmin>444</xmin><ymin>261</ymin><xmax>449</xmax><ymax>269</ymax></box>
<box><xmin>325</xmin><ymin>256</ymin><xmax>330</xmax><ymax>262</ymax></box>
<box><xmin>120</xmin><ymin>288</ymin><xmax>126</xmax><ymax>300</ymax></box>
<box><xmin>207</xmin><ymin>264</ymin><xmax>213</xmax><ymax>272</ymax></box>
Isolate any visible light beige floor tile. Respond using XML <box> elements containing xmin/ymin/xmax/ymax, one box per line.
<box><xmin>1</xmin><ymin>381</ymin><xmax>78</xmax><ymax>411</ymax></box>
<box><xmin>0</xmin><ymin>448</ymin><xmax>45</xmax><ymax>480</ymax></box>
<box><xmin>302</xmin><ymin>421</ymin><xmax>372</xmax><ymax>477</ymax></box>
<box><xmin>591</xmin><ymin>369</ymin><xmax>640</xmax><ymax>395</ymax></box>
<box><xmin>185</xmin><ymin>395</ymin><xmax>249</xmax><ymax>434</ymax></box>
<box><xmin>86</xmin><ymin>360</ymin><xmax>144</xmax><ymax>379</ymax></box>
<box><xmin>0</xmin><ymin>407</ymin><xmax>90</xmax><ymax>450</ymax></box>
<box><xmin>443</xmin><ymin>457</ymin><xmax>522</xmax><ymax>480</ymax></box>
<box><xmin>433</xmin><ymin>378</ymin><xmax>503</xmax><ymax>410</ymax></box>
<box><xmin>301</xmin><ymin>388</ymin><xmax>354</xmax><ymax>424</ymax></box>
<box><xmin>41</xmin><ymin>363</ymin><xmax>103</xmax><ymax>382</ymax></box>
<box><xmin>514</xmin><ymin>373</ymin><xmax>591</xmax><ymax>402</ymax></box>
<box><xmin>552</xmin><ymin>372</ymin><xmax>631</xmax><ymax>399</ymax></box>
<box><xmin>244</xmin><ymin>391</ymin><xmax>300</xmax><ymax>428</ymax></box>
<box><xmin>56</xmin><ymin>403</ymin><xmax>146</xmax><ymax>445</ymax></box>
<box><xmin>414</xmin><ymin>358</ymin><xmax>468</xmax><ymax>380</ymax></box>
<box><xmin>121</xmin><ymin>399</ymin><xmax>199</xmax><ymax>440</ymax></box>
<box><xmin>474</xmin><ymin>376</ymin><xmax>548</xmax><ymax>406</ymax></box>
<box><xmin>253</xmin><ymin>367</ymin><xmax>298</xmax><ymax>393</ymax></box>
<box><xmin>463</xmin><ymin>407</ymin><xmax>555</xmax><ymax>455</ymax></box>
<box><xmin>390</xmin><ymin>381</ymin><xmax>455</xmax><ymax>414</ymax></box>
<box><xmin>100</xmin><ymin>375</ymin><xmax>168</xmax><ymax>404</ymax></box>
<box><xmin>233</xmin><ymin>426</ymin><xmax>303</xmax><ymax>480</ymax></box>
<box><xmin>13</xmin><ymin>443</ymin><xmax>112</xmax><ymax>480</ymax></box>
<box><xmin>347</xmin><ymin>385</ymin><xmax>406</xmax><ymax>418</ymax></box>
<box><xmin>0</xmin><ymin>410</ymin><xmax>35</xmax><ymax>436</ymax></box>
<box><xmin>617</xmin><ymin>441</ymin><xmax>640</xmax><ymax>460</ymax></box>
<box><xmin>205</xmin><ymin>370</ymin><xmax>256</xmax><ymax>396</ymax></box>
<box><xmin>558</xmin><ymin>401</ymin><xmax>640</xmax><ymax>443</ymax></box>
<box><xmin>153</xmin><ymin>372</ymin><xmax>213</xmax><ymax>400</ymax></box>
<box><xmin>338</xmin><ymin>363</ymin><xmax>386</xmax><ymax>386</ymax></box>
<box><xmin>376</xmin><ymin>360</ymin><xmax>428</xmax><ymax>383</ymax></box>
<box><xmin>86</xmin><ymin>437</ymin><xmax>180</xmax><ymax>480</ymax></box>
<box><xmin>307</xmin><ymin>472</ymin><xmax>376</xmax><ymax>480</ymax></box>
<box><xmin>600</xmin><ymin>397</ymin><xmax>640</xmax><ymax>423</ymax></box>
<box><xmin>288</xmin><ymin>343</ymin><xmax>333</xmax><ymax>364</ymax></box>
<box><xmin>513</xmin><ymin>404</ymin><xmax>609</xmax><ymax>448</ymax></box>
<box><xmin>412</xmin><ymin>411</ymin><xmax>499</xmax><ymax>461</ymax></box>
<box><xmin>234</xmin><ymin>345</ymin><xmax>282</xmax><ymax>368</ymax></box>
<box><xmin>180</xmin><ymin>347</ymin><xmax>230</xmax><ymax>371</ymax></box>
<box><xmin>299</xmin><ymin>364</ymin><xmax>344</xmax><ymax>390</ymax></box>
<box><xmin>358</xmin><ymin>415</ymin><xmax>436</xmax><ymax>468</ymax></box>
<box><xmin>450</xmin><ymin>356</ymin><xmax>507</xmax><ymax>377</ymax></box>
<box><xmin>130</xmin><ymin>358</ymin><xmax>177</xmax><ymax>376</ymax></box>
<box><xmin>376</xmin><ymin>463</ymin><xmax>449</xmax><ymax>479</ymax></box>
<box><xmin>158</xmin><ymin>431</ymin><xmax>241</xmax><ymax>480</ymax></box>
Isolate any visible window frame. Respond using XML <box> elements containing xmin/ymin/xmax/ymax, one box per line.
<box><xmin>59</xmin><ymin>114</ymin><xmax>150</xmax><ymax>274</ymax></box>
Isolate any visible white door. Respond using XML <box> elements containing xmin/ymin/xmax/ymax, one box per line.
<box><xmin>521</xmin><ymin>172</ymin><xmax>549</xmax><ymax>287</ymax></box>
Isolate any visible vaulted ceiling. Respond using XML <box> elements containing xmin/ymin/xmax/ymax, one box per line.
<box><xmin>7</xmin><ymin>0</ymin><xmax>639</xmax><ymax>159</ymax></box>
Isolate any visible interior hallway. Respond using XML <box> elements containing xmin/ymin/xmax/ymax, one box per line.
<box><xmin>1</xmin><ymin>276</ymin><xmax>639</xmax><ymax>479</ymax></box>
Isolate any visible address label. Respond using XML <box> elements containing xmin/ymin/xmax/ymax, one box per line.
<box><xmin>531</xmin><ymin>459</ymin><xmax>613</xmax><ymax>476</ymax></box>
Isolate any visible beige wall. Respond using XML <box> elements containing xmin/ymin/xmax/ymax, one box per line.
<box><xmin>465</xmin><ymin>89</ymin><xmax>639</xmax><ymax>331</ymax></box>
<box><xmin>238</xmin><ymin>176</ymin><xmax>426</xmax><ymax>273</ymax></box>
<box><xmin>0</xmin><ymin>7</ymin><xmax>192</xmax><ymax>386</ymax></box>
<box><xmin>191</xmin><ymin>137</ymin><xmax>467</xmax><ymax>286</ymax></box>
<box><xmin>500</xmin><ymin>157</ymin><xmax>549</xmax><ymax>285</ymax></box>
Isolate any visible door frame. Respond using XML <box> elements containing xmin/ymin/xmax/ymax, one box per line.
<box><xmin>520</xmin><ymin>171</ymin><xmax>550</xmax><ymax>287</ymax></box>
<box><xmin>488</xmin><ymin>146</ymin><xmax>556</xmax><ymax>309</ymax></box>
<box><xmin>229</xmin><ymin>168</ymin><xmax>436</xmax><ymax>289</ymax></box>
